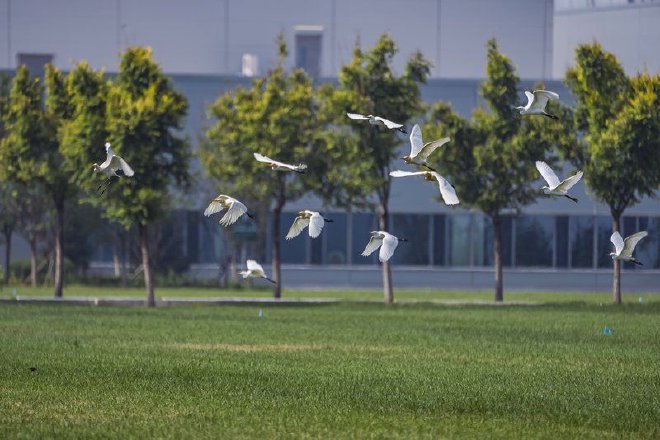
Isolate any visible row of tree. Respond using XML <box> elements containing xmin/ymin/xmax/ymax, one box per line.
<box><xmin>1</xmin><ymin>35</ymin><xmax>658</xmax><ymax>304</ymax></box>
<box><xmin>0</xmin><ymin>48</ymin><xmax>189</xmax><ymax>306</ymax></box>
<box><xmin>201</xmin><ymin>35</ymin><xmax>659</xmax><ymax>304</ymax></box>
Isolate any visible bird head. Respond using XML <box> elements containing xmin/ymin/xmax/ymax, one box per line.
<box><xmin>423</xmin><ymin>172</ymin><xmax>434</xmax><ymax>181</ymax></box>
<box><xmin>401</xmin><ymin>155</ymin><xmax>412</xmax><ymax>163</ymax></box>
<box><xmin>104</xmin><ymin>142</ymin><xmax>111</xmax><ymax>151</ymax></box>
<box><xmin>609</xmin><ymin>252</ymin><xmax>617</xmax><ymax>258</ymax></box>
<box><xmin>92</xmin><ymin>163</ymin><xmax>101</xmax><ymax>173</ymax></box>
<box><xmin>540</xmin><ymin>185</ymin><xmax>549</xmax><ymax>191</ymax></box>
<box><xmin>514</xmin><ymin>106</ymin><xmax>524</xmax><ymax>113</ymax></box>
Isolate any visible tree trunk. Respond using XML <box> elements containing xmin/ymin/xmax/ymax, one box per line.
<box><xmin>54</xmin><ymin>200</ymin><xmax>64</xmax><ymax>298</ymax></box>
<box><xmin>271</xmin><ymin>202</ymin><xmax>283</xmax><ymax>299</ymax></box>
<box><xmin>29</xmin><ymin>239</ymin><xmax>38</xmax><ymax>288</ymax></box>
<box><xmin>112</xmin><ymin>227</ymin><xmax>122</xmax><ymax>279</ymax></box>
<box><xmin>3</xmin><ymin>227</ymin><xmax>11</xmax><ymax>286</ymax></box>
<box><xmin>378</xmin><ymin>207</ymin><xmax>394</xmax><ymax>304</ymax></box>
<box><xmin>120</xmin><ymin>229</ymin><xmax>128</xmax><ymax>288</ymax></box>
<box><xmin>493</xmin><ymin>214</ymin><xmax>503</xmax><ymax>302</ymax></box>
<box><xmin>612</xmin><ymin>213</ymin><xmax>622</xmax><ymax>304</ymax></box>
<box><xmin>138</xmin><ymin>223</ymin><xmax>155</xmax><ymax>307</ymax></box>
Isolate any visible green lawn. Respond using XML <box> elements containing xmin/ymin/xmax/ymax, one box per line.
<box><xmin>2</xmin><ymin>283</ymin><xmax>659</xmax><ymax>304</ymax></box>
<box><xmin>1</xmin><ymin>301</ymin><xmax>659</xmax><ymax>438</ymax></box>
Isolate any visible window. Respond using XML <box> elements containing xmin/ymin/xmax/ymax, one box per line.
<box><xmin>295</xmin><ymin>31</ymin><xmax>322</xmax><ymax>79</ymax></box>
<box><xmin>391</xmin><ymin>214</ymin><xmax>429</xmax><ymax>265</ymax></box>
<box><xmin>633</xmin><ymin>217</ymin><xmax>659</xmax><ymax>269</ymax></box>
<box><xmin>515</xmin><ymin>216</ymin><xmax>553</xmax><ymax>267</ymax></box>
<box><xmin>570</xmin><ymin>216</ymin><xmax>594</xmax><ymax>268</ymax></box>
<box><xmin>596</xmin><ymin>216</ymin><xmax>613</xmax><ymax>268</ymax></box>
<box><xmin>432</xmin><ymin>215</ymin><xmax>446</xmax><ymax>266</ymax></box>
<box><xmin>281</xmin><ymin>213</ymin><xmax>307</xmax><ymax>264</ymax></box>
<box><xmin>352</xmin><ymin>213</ymin><xmax>378</xmax><ymax>265</ymax></box>
<box><xmin>555</xmin><ymin>216</ymin><xmax>569</xmax><ymax>268</ymax></box>
<box><xmin>448</xmin><ymin>214</ymin><xmax>472</xmax><ymax>266</ymax></box>
<box><xmin>16</xmin><ymin>53</ymin><xmax>53</xmax><ymax>76</ymax></box>
<box><xmin>324</xmin><ymin>212</ymin><xmax>347</xmax><ymax>265</ymax></box>
<box><xmin>483</xmin><ymin>216</ymin><xmax>513</xmax><ymax>267</ymax></box>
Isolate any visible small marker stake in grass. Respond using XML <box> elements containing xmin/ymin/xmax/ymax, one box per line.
<box><xmin>258</xmin><ymin>309</ymin><xmax>263</xmax><ymax>318</ymax></box>
<box><xmin>603</xmin><ymin>326</ymin><xmax>612</xmax><ymax>336</ymax></box>
<box><xmin>11</xmin><ymin>288</ymin><xmax>17</xmax><ymax>297</ymax></box>
<box><xmin>638</xmin><ymin>297</ymin><xmax>644</xmax><ymax>304</ymax></box>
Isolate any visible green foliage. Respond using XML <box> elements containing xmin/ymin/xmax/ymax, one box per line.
<box><xmin>1</xmin><ymin>303</ymin><xmax>659</xmax><ymax>438</ymax></box>
<box><xmin>565</xmin><ymin>43</ymin><xmax>660</xmax><ymax>218</ymax></box>
<box><xmin>15</xmin><ymin>183</ymin><xmax>53</xmax><ymax>247</ymax></box>
<box><xmin>104</xmin><ymin>47</ymin><xmax>190</xmax><ymax>228</ymax></box>
<box><xmin>321</xmin><ymin>34</ymin><xmax>431</xmax><ymax>209</ymax></box>
<box><xmin>425</xmin><ymin>39</ymin><xmax>568</xmax><ymax>218</ymax></box>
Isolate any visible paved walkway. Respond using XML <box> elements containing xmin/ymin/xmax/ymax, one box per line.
<box><xmin>0</xmin><ymin>296</ymin><xmax>545</xmax><ymax>307</ymax></box>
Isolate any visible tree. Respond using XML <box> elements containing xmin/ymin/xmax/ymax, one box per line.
<box><xmin>15</xmin><ymin>184</ymin><xmax>53</xmax><ymax>287</ymax></box>
<box><xmin>103</xmin><ymin>47</ymin><xmax>190</xmax><ymax>306</ymax></box>
<box><xmin>200</xmin><ymin>35</ymin><xmax>318</xmax><ymax>298</ymax></box>
<box><xmin>424</xmin><ymin>39</ymin><xmax>570</xmax><ymax>301</ymax></box>
<box><xmin>565</xmin><ymin>43</ymin><xmax>660</xmax><ymax>303</ymax></box>
<box><xmin>321</xmin><ymin>34</ymin><xmax>431</xmax><ymax>304</ymax></box>
<box><xmin>0</xmin><ymin>184</ymin><xmax>19</xmax><ymax>285</ymax></box>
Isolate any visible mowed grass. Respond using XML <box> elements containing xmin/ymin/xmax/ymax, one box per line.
<box><xmin>2</xmin><ymin>283</ymin><xmax>660</xmax><ymax>304</ymax></box>
<box><xmin>1</xmin><ymin>302</ymin><xmax>659</xmax><ymax>438</ymax></box>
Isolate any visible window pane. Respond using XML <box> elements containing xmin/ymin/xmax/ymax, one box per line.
<box><xmin>622</xmin><ymin>217</ymin><xmax>638</xmax><ymax>270</ymax></box>
<box><xmin>432</xmin><ymin>215</ymin><xmax>445</xmax><ymax>266</ymax></box>
<box><xmin>391</xmin><ymin>214</ymin><xmax>429</xmax><ymax>265</ymax></box>
<box><xmin>472</xmin><ymin>215</ymin><xmax>486</xmax><ymax>266</ymax></box>
<box><xmin>448</xmin><ymin>214</ymin><xmax>471</xmax><ymax>266</ymax></box>
<box><xmin>325</xmin><ymin>212</ymin><xmax>347</xmax><ymax>264</ymax></box>
<box><xmin>199</xmin><ymin>216</ymin><xmax>221</xmax><ymax>264</ymax></box>
<box><xmin>515</xmin><ymin>215</ymin><xmax>553</xmax><ymax>267</ymax></box>
<box><xmin>352</xmin><ymin>213</ymin><xmax>378</xmax><ymax>265</ymax></box>
<box><xmin>281</xmin><ymin>213</ymin><xmax>306</xmax><ymax>263</ymax></box>
<box><xmin>597</xmin><ymin>216</ymin><xmax>613</xmax><ymax>268</ymax></box>
<box><xmin>295</xmin><ymin>34</ymin><xmax>322</xmax><ymax>78</ymax></box>
<box><xmin>555</xmin><ymin>216</ymin><xmax>569</xmax><ymax>268</ymax></box>
<box><xmin>636</xmin><ymin>217</ymin><xmax>659</xmax><ymax>269</ymax></box>
<box><xmin>570</xmin><ymin>216</ymin><xmax>594</xmax><ymax>268</ymax></box>
<box><xmin>483</xmin><ymin>216</ymin><xmax>513</xmax><ymax>267</ymax></box>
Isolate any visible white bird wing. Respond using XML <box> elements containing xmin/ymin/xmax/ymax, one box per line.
<box><xmin>375</xmin><ymin>116</ymin><xmax>403</xmax><ymax>130</ymax></box>
<box><xmin>219</xmin><ymin>198</ymin><xmax>248</xmax><ymax>227</ymax></box>
<box><xmin>610</xmin><ymin>231</ymin><xmax>624</xmax><ymax>255</ymax></box>
<box><xmin>308</xmin><ymin>212</ymin><xmax>325</xmax><ymax>238</ymax></box>
<box><xmin>115</xmin><ymin>155</ymin><xmax>134</xmax><ymax>176</ymax></box>
<box><xmin>531</xmin><ymin>90</ymin><xmax>559</xmax><ymax>111</ymax></box>
<box><xmin>622</xmin><ymin>231</ymin><xmax>648</xmax><ymax>257</ymax></box>
<box><xmin>389</xmin><ymin>170</ymin><xmax>428</xmax><ymax>178</ymax></box>
<box><xmin>535</xmin><ymin>161</ymin><xmax>561</xmax><ymax>188</ymax></box>
<box><xmin>418</xmin><ymin>137</ymin><xmax>450</xmax><ymax>161</ymax></box>
<box><xmin>286</xmin><ymin>217</ymin><xmax>310</xmax><ymax>240</ymax></box>
<box><xmin>254</xmin><ymin>152</ymin><xmax>305</xmax><ymax>171</ymax></box>
<box><xmin>253</xmin><ymin>152</ymin><xmax>274</xmax><ymax>164</ymax></box>
<box><xmin>100</xmin><ymin>150</ymin><xmax>113</xmax><ymax>169</ymax></box>
<box><xmin>409</xmin><ymin>124</ymin><xmax>424</xmax><ymax>158</ymax></box>
<box><xmin>361</xmin><ymin>233</ymin><xmax>384</xmax><ymax>257</ymax></box>
<box><xmin>204</xmin><ymin>195</ymin><xmax>227</xmax><ymax>217</ymax></box>
<box><xmin>555</xmin><ymin>170</ymin><xmax>583</xmax><ymax>193</ymax></box>
<box><xmin>378</xmin><ymin>234</ymin><xmax>399</xmax><ymax>262</ymax></box>
<box><xmin>347</xmin><ymin>113</ymin><xmax>369</xmax><ymax>120</ymax></box>
<box><xmin>524</xmin><ymin>91</ymin><xmax>535</xmax><ymax>109</ymax></box>
<box><xmin>246</xmin><ymin>259</ymin><xmax>264</xmax><ymax>274</ymax></box>
<box><xmin>432</xmin><ymin>172</ymin><xmax>460</xmax><ymax>205</ymax></box>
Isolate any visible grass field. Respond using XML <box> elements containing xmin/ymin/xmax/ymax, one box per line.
<box><xmin>1</xmin><ymin>299</ymin><xmax>660</xmax><ymax>438</ymax></box>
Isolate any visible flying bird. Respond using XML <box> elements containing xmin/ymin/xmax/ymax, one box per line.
<box><xmin>609</xmin><ymin>231</ymin><xmax>648</xmax><ymax>266</ymax></box>
<box><xmin>361</xmin><ymin>231</ymin><xmax>407</xmax><ymax>263</ymax></box>
<box><xmin>204</xmin><ymin>194</ymin><xmax>253</xmax><ymax>227</ymax></box>
<box><xmin>515</xmin><ymin>90</ymin><xmax>560</xmax><ymax>119</ymax></box>
<box><xmin>401</xmin><ymin>124</ymin><xmax>450</xmax><ymax>172</ymax></box>
<box><xmin>239</xmin><ymin>259</ymin><xmax>275</xmax><ymax>283</ymax></box>
<box><xmin>254</xmin><ymin>153</ymin><xmax>307</xmax><ymax>173</ymax></box>
<box><xmin>347</xmin><ymin>113</ymin><xmax>407</xmax><ymax>133</ymax></box>
<box><xmin>535</xmin><ymin>161</ymin><xmax>583</xmax><ymax>203</ymax></box>
<box><xmin>93</xmin><ymin>142</ymin><xmax>134</xmax><ymax>194</ymax></box>
<box><xmin>389</xmin><ymin>170</ymin><xmax>460</xmax><ymax>205</ymax></box>
<box><xmin>286</xmin><ymin>210</ymin><xmax>333</xmax><ymax>240</ymax></box>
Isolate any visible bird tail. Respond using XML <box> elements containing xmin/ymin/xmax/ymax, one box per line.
<box><xmin>543</xmin><ymin>113</ymin><xmax>559</xmax><ymax>120</ymax></box>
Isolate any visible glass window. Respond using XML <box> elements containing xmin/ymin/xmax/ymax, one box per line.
<box><xmin>570</xmin><ymin>216</ymin><xmax>594</xmax><ymax>268</ymax></box>
<box><xmin>622</xmin><ymin>217</ymin><xmax>638</xmax><ymax>270</ymax></box>
<box><xmin>597</xmin><ymin>216</ymin><xmax>614</xmax><ymax>268</ymax></box>
<box><xmin>352</xmin><ymin>213</ymin><xmax>378</xmax><ymax>265</ymax></box>
<box><xmin>324</xmin><ymin>213</ymin><xmax>347</xmax><ymax>265</ymax></box>
<box><xmin>17</xmin><ymin>53</ymin><xmax>53</xmax><ymax>76</ymax></box>
<box><xmin>432</xmin><ymin>215</ymin><xmax>445</xmax><ymax>266</ymax></box>
<box><xmin>472</xmin><ymin>215</ymin><xmax>486</xmax><ymax>266</ymax></box>
<box><xmin>482</xmin><ymin>216</ymin><xmax>513</xmax><ymax>267</ymax></box>
<box><xmin>448</xmin><ymin>214</ymin><xmax>471</xmax><ymax>266</ymax></box>
<box><xmin>555</xmin><ymin>216</ymin><xmax>569</xmax><ymax>268</ymax></box>
<box><xmin>280</xmin><ymin>213</ymin><xmax>307</xmax><ymax>264</ymax></box>
<box><xmin>636</xmin><ymin>217</ymin><xmax>659</xmax><ymax>269</ymax></box>
<box><xmin>310</xmin><ymin>235</ymin><xmax>322</xmax><ymax>264</ymax></box>
<box><xmin>295</xmin><ymin>33</ymin><xmax>322</xmax><ymax>79</ymax></box>
<box><xmin>515</xmin><ymin>215</ymin><xmax>553</xmax><ymax>267</ymax></box>
<box><xmin>199</xmin><ymin>216</ymin><xmax>221</xmax><ymax>264</ymax></box>
<box><xmin>391</xmin><ymin>214</ymin><xmax>429</xmax><ymax>265</ymax></box>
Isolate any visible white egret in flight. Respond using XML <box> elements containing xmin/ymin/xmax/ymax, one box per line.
<box><xmin>389</xmin><ymin>170</ymin><xmax>459</xmax><ymax>205</ymax></box>
<box><xmin>93</xmin><ymin>142</ymin><xmax>134</xmax><ymax>194</ymax></box>
<box><xmin>239</xmin><ymin>260</ymin><xmax>275</xmax><ymax>283</ymax></box>
<box><xmin>609</xmin><ymin>231</ymin><xmax>648</xmax><ymax>266</ymax></box>
<box><xmin>286</xmin><ymin>210</ymin><xmax>333</xmax><ymax>240</ymax></box>
<box><xmin>361</xmin><ymin>231</ymin><xmax>407</xmax><ymax>263</ymax></box>
<box><xmin>346</xmin><ymin>113</ymin><xmax>407</xmax><ymax>133</ymax></box>
<box><xmin>401</xmin><ymin>124</ymin><xmax>450</xmax><ymax>172</ymax></box>
<box><xmin>254</xmin><ymin>153</ymin><xmax>307</xmax><ymax>174</ymax></box>
<box><xmin>535</xmin><ymin>161</ymin><xmax>583</xmax><ymax>203</ymax></box>
<box><xmin>515</xmin><ymin>90</ymin><xmax>559</xmax><ymax>119</ymax></box>
<box><xmin>204</xmin><ymin>194</ymin><xmax>253</xmax><ymax>227</ymax></box>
